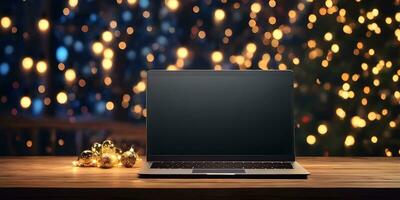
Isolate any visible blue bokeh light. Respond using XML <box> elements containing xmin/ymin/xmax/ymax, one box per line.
<box><xmin>32</xmin><ymin>98</ymin><xmax>43</xmax><ymax>115</ymax></box>
<box><xmin>122</xmin><ymin>11</ymin><xmax>132</xmax><ymax>22</ymax></box>
<box><xmin>96</xmin><ymin>101</ymin><xmax>106</xmax><ymax>113</ymax></box>
<box><xmin>0</xmin><ymin>62</ymin><xmax>10</xmax><ymax>75</ymax></box>
<box><xmin>4</xmin><ymin>45</ymin><xmax>14</xmax><ymax>55</ymax></box>
<box><xmin>64</xmin><ymin>35</ymin><xmax>73</xmax><ymax>46</ymax></box>
<box><xmin>56</xmin><ymin>46</ymin><xmax>69</xmax><ymax>62</ymax></box>
<box><xmin>74</xmin><ymin>41</ymin><xmax>84</xmax><ymax>52</ymax></box>
<box><xmin>139</xmin><ymin>0</ymin><xmax>149</xmax><ymax>8</ymax></box>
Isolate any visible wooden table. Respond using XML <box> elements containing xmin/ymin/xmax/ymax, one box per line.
<box><xmin>0</xmin><ymin>157</ymin><xmax>399</xmax><ymax>199</ymax></box>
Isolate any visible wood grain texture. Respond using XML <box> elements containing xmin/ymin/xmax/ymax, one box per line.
<box><xmin>0</xmin><ymin>157</ymin><xmax>399</xmax><ymax>199</ymax></box>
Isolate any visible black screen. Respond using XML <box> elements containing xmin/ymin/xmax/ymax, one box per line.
<box><xmin>147</xmin><ymin>71</ymin><xmax>294</xmax><ymax>161</ymax></box>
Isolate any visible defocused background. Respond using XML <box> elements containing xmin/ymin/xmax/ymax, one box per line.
<box><xmin>0</xmin><ymin>0</ymin><xmax>399</xmax><ymax>156</ymax></box>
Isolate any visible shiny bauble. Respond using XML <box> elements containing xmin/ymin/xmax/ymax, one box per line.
<box><xmin>101</xmin><ymin>140</ymin><xmax>115</xmax><ymax>154</ymax></box>
<box><xmin>121</xmin><ymin>149</ymin><xmax>137</xmax><ymax>168</ymax></box>
<box><xmin>78</xmin><ymin>150</ymin><xmax>96</xmax><ymax>167</ymax></box>
<box><xmin>98</xmin><ymin>153</ymin><xmax>116</xmax><ymax>168</ymax></box>
<box><xmin>91</xmin><ymin>142</ymin><xmax>102</xmax><ymax>155</ymax></box>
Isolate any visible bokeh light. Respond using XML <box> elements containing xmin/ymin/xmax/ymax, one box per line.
<box><xmin>211</xmin><ymin>51</ymin><xmax>223</xmax><ymax>63</ymax></box>
<box><xmin>65</xmin><ymin>69</ymin><xmax>76</xmax><ymax>82</ymax></box>
<box><xmin>20</xmin><ymin>96</ymin><xmax>32</xmax><ymax>109</ymax></box>
<box><xmin>36</xmin><ymin>61</ymin><xmax>48</xmax><ymax>74</ymax></box>
<box><xmin>214</xmin><ymin>9</ymin><xmax>225</xmax><ymax>22</ymax></box>
<box><xmin>21</xmin><ymin>57</ymin><xmax>34</xmax><ymax>70</ymax></box>
<box><xmin>56</xmin><ymin>92</ymin><xmax>68</xmax><ymax>104</ymax></box>
<box><xmin>37</xmin><ymin>18</ymin><xmax>50</xmax><ymax>32</ymax></box>
<box><xmin>1</xmin><ymin>16</ymin><xmax>12</xmax><ymax>29</ymax></box>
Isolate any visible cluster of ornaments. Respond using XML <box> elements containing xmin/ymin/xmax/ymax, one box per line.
<box><xmin>72</xmin><ymin>140</ymin><xmax>139</xmax><ymax>168</ymax></box>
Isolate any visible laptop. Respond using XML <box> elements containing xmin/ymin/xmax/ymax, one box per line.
<box><xmin>139</xmin><ymin>70</ymin><xmax>309</xmax><ymax>178</ymax></box>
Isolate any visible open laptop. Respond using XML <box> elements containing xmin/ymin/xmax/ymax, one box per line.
<box><xmin>139</xmin><ymin>70</ymin><xmax>309</xmax><ymax>178</ymax></box>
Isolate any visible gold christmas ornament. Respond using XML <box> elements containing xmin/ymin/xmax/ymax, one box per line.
<box><xmin>73</xmin><ymin>139</ymin><xmax>138</xmax><ymax>169</ymax></box>
<box><xmin>98</xmin><ymin>153</ymin><xmax>114</xmax><ymax>168</ymax></box>
<box><xmin>121</xmin><ymin>147</ymin><xmax>137</xmax><ymax>168</ymax></box>
<box><xmin>101</xmin><ymin>139</ymin><xmax>115</xmax><ymax>154</ymax></box>
<box><xmin>77</xmin><ymin>150</ymin><xmax>97</xmax><ymax>167</ymax></box>
<box><xmin>91</xmin><ymin>142</ymin><xmax>102</xmax><ymax>155</ymax></box>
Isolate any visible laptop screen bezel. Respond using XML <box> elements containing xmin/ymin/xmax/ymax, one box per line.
<box><xmin>146</xmin><ymin>70</ymin><xmax>296</xmax><ymax>162</ymax></box>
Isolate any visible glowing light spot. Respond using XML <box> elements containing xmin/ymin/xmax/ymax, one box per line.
<box><xmin>118</xmin><ymin>41</ymin><xmax>127</xmax><ymax>50</ymax></box>
<box><xmin>166</xmin><ymin>64</ymin><xmax>178</xmax><ymax>71</ymax></box>
<box><xmin>395</xmin><ymin>12</ymin><xmax>400</xmax><ymax>22</ymax></box>
<box><xmin>56</xmin><ymin>46</ymin><xmax>69</xmax><ymax>62</ymax></box>
<box><xmin>136</xmin><ymin>81</ymin><xmax>146</xmax><ymax>92</ymax></box>
<box><xmin>103</xmin><ymin>48</ymin><xmax>114</xmax><ymax>59</ymax></box>
<box><xmin>325</xmin><ymin>0</ymin><xmax>333</xmax><ymax>8</ymax></box>
<box><xmin>92</xmin><ymin>42</ymin><xmax>104</xmax><ymax>55</ymax></box>
<box><xmin>342</xmin><ymin>83</ymin><xmax>350</xmax><ymax>91</ymax></box>
<box><xmin>104</xmin><ymin>76</ymin><xmax>112</xmax><ymax>86</ymax></box>
<box><xmin>351</xmin><ymin>116</ymin><xmax>366</xmax><ymax>128</ymax></box>
<box><xmin>368</xmin><ymin>48</ymin><xmax>375</xmax><ymax>56</ymax></box>
<box><xmin>38</xmin><ymin>19</ymin><xmax>50</xmax><ymax>32</ymax></box>
<box><xmin>102</xmin><ymin>59</ymin><xmax>113</xmax><ymax>70</ymax></box>
<box><xmin>317</xmin><ymin>124</ymin><xmax>328</xmax><ymax>135</ymax></box>
<box><xmin>68</xmin><ymin>0</ymin><xmax>78</xmax><ymax>7</ymax></box>
<box><xmin>344</xmin><ymin>135</ymin><xmax>355</xmax><ymax>147</ymax></box>
<box><xmin>272</xmin><ymin>29</ymin><xmax>283</xmax><ymax>40</ymax></box>
<box><xmin>145</xmin><ymin>53</ymin><xmax>154</xmax><ymax>62</ymax></box>
<box><xmin>65</xmin><ymin>69</ymin><xmax>76</xmax><ymax>82</ymax></box>
<box><xmin>56</xmin><ymin>92</ymin><xmax>68</xmax><ymax>104</ymax></box>
<box><xmin>292</xmin><ymin>57</ymin><xmax>300</xmax><ymax>65</ymax></box>
<box><xmin>306</xmin><ymin>135</ymin><xmax>316</xmax><ymax>145</ymax></box>
<box><xmin>165</xmin><ymin>0</ymin><xmax>179</xmax><ymax>11</ymax></box>
<box><xmin>341</xmin><ymin>73</ymin><xmax>349</xmax><ymax>81</ymax></box>
<box><xmin>26</xmin><ymin>140</ymin><xmax>33</xmax><ymax>148</ymax></box>
<box><xmin>251</xmin><ymin>3</ymin><xmax>262</xmax><ymax>13</ymax></box>
<box><xmin>324</xmin><ymin>32</ymin><xmax>333</xmax><ymax>41</ymax></box>
<box><xmin>1</xmin><ymin>16</ymin><xmax>12</xmax><ymax>29</ymax></box>
<box><xmin>20</xmin><ymin>96</ymin><xmax>32</xmax><ymax>109</ymax></box>
<box><xmin>22</xmin><ymin>57</ymin><xmax>33</xmax><ymax>70</ymax></box>
<box><xmin>385</xmin><ymin>149</ymin><xmax>392</xmax><ymax>157</ymax></box>
<box><xmin>331</xmin><ymin>44</ymin><xmax>340</xmax><ymax>53</ymax></box>
<box><xmin>58</xmin><ymin>139</ymin><xmax>65</xmax><ymax>146</ymax></box>
<box><xmin>102</xmin><ymin>31</ymin><xmax>113</xmax><ymax>42</ymax></box>
<box><xmin>38</xmin><ymin>85</ymin><xmax>46</xmax><ymax>93</ymax></box>
<box><xmin>246</xmin><ymin>43</ymin><xmax>257</xmax><ymax>53</ymax></box>
<box><xmin>127</xmin><ymin>0</ymin><xmax>137</xmax><ymax>5</ymax></box>
<box><xmin>193</xmin><ymin>6</ymin><xmax>200</xmax><ymax>13</ymax></box>
<box><xmin>358</xmin><ymin>16</ymin><xmax>365</xmax><ymax>24</ymax></box>
<box><xmin>211</xmin><ymin>51</ymin><xmax>223</xmax><ymax>63</ymax></box>
<box><xmin>368</xmin><ymin>112</ymin><xmax>377</xmax><ymax>121</ymax></box>
<box><xmin>336</xmin><ymin>108</ymin><xmax>346</xmax><ymax>119</ymax></box>
<box><xmin>214</xmin><ymin>9</ymin><xmax>225</xmax><ymax>22</ymax></box>
<box><xmin>308</xmin><ymin>14</ymin><xmax>317</xmax><ymax>23</ymax></box>
<box><xmin>343</xmin><ymin>25</ymin><xmax>352</xmax><ymax>34</ymax></box>
<box><xmin>106</xmin><ymin>101</ymin><xmax>114</xmax><ymax>111</ymax></box>
<box><xmin>36</xmin><ymin>61</ymin><xmax>48</xmax><ymax>74</ymax></box>
<box><xmin>389</xmin><ymin>121</ymin><xmax>396</xmax><ymax>128</ymax></box>
<box><xmin>176</xmin><ymin>47</ymin><xmax>189</xmax><ymax>59</ymax></box>
<box><xmin>127</xmin><ymin>27</ymin><xmax>134</xmax><ymax>35</ymax></box>
<box><xmin>269</xmin><ymin>0</ymin><xmax>276</xmax><ymax>7</ymax></box>
<box><xmin>133</xmin><ymin>104</ymin><xmax>142</xmax><ymax>114</ymax></box>
<box><xmin>198</xmin><ymin>30</ymin><xmax>206</xmax><ymax>39</ymax></box>
<box><xmin>371</xmin><ymin>136</ymin><xmax>378</xmax><ymax>144</ymax></box>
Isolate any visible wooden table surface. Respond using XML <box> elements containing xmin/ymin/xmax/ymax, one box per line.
<box><xmin>1</xmin><ymin>156</ymin><xmax>399</xmax><ymax>199</ymax></box>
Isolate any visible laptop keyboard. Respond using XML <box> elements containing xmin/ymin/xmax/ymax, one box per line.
<box><xmin>150</xmin><ymin>161</ymin><xmax>293</xmax><ymax>169</ymax></box>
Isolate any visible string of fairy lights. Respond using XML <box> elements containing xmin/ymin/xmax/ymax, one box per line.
<box><xmin>0</xmin><ymin>0</ymin><xmax>399</xmax><ymax>156</ymax></box>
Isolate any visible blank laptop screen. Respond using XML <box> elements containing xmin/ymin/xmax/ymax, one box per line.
<box><xmin>147</xmin><ymin>71</ymin><xmax>294</xmax><ymax>160</ymax></box>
